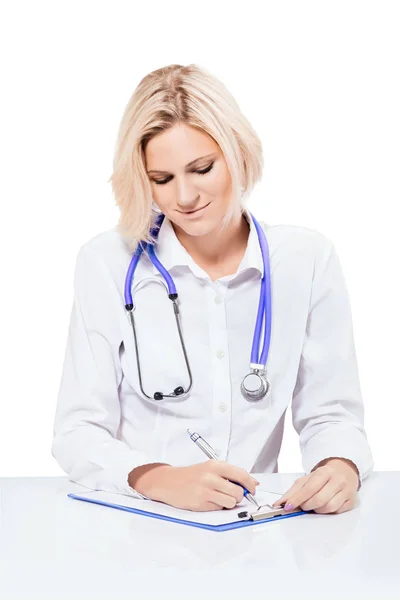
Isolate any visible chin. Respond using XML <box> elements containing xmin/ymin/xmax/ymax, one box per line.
<box><xmin>176</xmin><ymin>219</ymin><xmax>217</xmax><ymax>237</ymax></box>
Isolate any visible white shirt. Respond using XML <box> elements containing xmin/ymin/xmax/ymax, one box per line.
<box><xmin>51</xmin><ymin>210</ymin><xmax>373</xmax><ymax>497</ymax></box>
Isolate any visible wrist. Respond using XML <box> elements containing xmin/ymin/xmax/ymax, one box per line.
<box><xmin>312</xmin><ymin>457</ymin><xmax>361</xmax><ymax>490</ymax></box>
<box><xmin>128</xmin><ymin>463</ymin><xmax>174</xmax><ymax>499</ymax></box>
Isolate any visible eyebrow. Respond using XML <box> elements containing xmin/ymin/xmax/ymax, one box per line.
<box><xmin>146</xmin><ymin>153</ymin><xmax>217</xmax><ymax>175</ymax></box>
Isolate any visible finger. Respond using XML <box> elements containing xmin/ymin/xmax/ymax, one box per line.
<box><xmin>216</xmin><ymin>462</ymin><xmax>259</xmax><ymax>494</ymax></box>
<box><xmin>313</xmin><ymin>489</ymin><xmax>348</xmax><ymax>514</ymax></box>
<box><xmin>201</xmin><ymin>471</ymin><xmax>243</xmax><ymax>502</ymax></box>
<box><xmin>299</xmin><ymin>479</ymin><xmax>345</xmax><ymax>512</ymax></box>
<box><xmin>202</xmin><ymin>501</ymin><xmax>224</xmax><ymax>512</ymax></box>
<box><xmin>272</xmin><ymin>475</ymin><xmax>308</xmax><ymax>507</ymax></box>
<box><xmin>209</xmin><ymin>489</ymin><xmax>239</xmax><ymax>510</ymax></box>
<box><xmin>280</xmin><ymin>469</ymin><xmax>332</xmax><ymax>510</ymax></box>
<box><xmin>215</xmin><ymin>477</ymin><xmax>245</xmax><ymax>503</ymax></box>
<box><xmin>335</xmin><ymin>497</ymin><xmax>356</xmax><ymax>514</ymax></box>
<box><xmin>216</xmin><ymin>461</ymin><xmax>259</xmax><ymax>488</ymax></box>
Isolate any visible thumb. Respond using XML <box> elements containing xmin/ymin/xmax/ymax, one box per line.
<box><xmin>271</xmin><ymin>475</ymin><xmax>309</xmax><ymax>506</ymax></box>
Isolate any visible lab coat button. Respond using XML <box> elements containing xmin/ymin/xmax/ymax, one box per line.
<box><xmin>214</xmin><ymin>296</ymin><xmax>222</xmax><ymax>304</ymax></box>
<box><xmin>218</xmin><ymin>402</ymin><xmax>227</xmax><ymax>413</ymax></box>
<box><xmin>216</xmin><ymin>350</ymin><xmax>225</xmax><ymax>359</ymax></box>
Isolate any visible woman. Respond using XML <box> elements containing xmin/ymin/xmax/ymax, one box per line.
<box><xmin>52</xmin><ymin>63</ymin><xmax>373</xmax><ymax>515</ymax></box>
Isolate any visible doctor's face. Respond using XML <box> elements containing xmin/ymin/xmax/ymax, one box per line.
<box><xmin>144</xmin><ymin>123</ymin><xmax>235</xmax><ymax>237</ymax></box>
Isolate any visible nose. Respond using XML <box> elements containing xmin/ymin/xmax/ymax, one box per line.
<box><xmin>175</xmin><ymin>177</ymin><xmax>200</xmax><ymax>211</ymax></box>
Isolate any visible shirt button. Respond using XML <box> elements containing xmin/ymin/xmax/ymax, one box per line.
<box><xmin>216</xmin><ymin>350</ymin><xmax>225</xmax><ymax>359</ymax></box>
<box><xmin>218</xmin><ymin>402</ymin><xmax>227</xmax><ymax>413</ymax></box>
<box><xmin>214</xmin><ymin>296</ymin><xmax>222</xmax><ymax>304</ymax></box>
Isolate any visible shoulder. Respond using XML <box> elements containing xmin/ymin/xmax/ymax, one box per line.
<box><xmin>73</xmin><ymin>227</ymin><xmax>135</xmax><ymax>293</ymax></box>
<box><xmin>259</xmin><ymin>220</ymin><xmax>334</xmax><ymax>260</ymax></box>
<box><xmin>76</xmin><ymin>227</ymin><xmax>132</xmax><ymax>269</ymax></box>
<box><xmin>257</xmin><ymin>221</ymin><xmax>344</xmax><ymax>303</ymax></box>
<box><xmin>79</xmin><ymin>226</ymin><xmax>129</xmax><ymax>257</ymax></box>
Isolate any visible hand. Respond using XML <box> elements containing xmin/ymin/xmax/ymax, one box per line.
<box><xmin>128</xmin><ymin>460</ymin><xmax>259</xmax><ymax>511</ymax></box>
<box><xmin>272</xmin><ymin>458</ymin><xmax>360</xmax><ymax>515</ymax></box>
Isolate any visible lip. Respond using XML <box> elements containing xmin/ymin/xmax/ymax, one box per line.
<box><xmin>179</xmin><ymin>202</ymin><xmax>211</xmax><ymax>218</ymax></box>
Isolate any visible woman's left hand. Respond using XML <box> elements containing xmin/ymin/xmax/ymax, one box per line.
<box><xmin>272</xmin><ymin>458</ymin><xmax>360</xmax><ymax>515</ymax></box>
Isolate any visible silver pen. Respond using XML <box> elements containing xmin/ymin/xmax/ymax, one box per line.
<box><xmin>187</xmin><ymin>429</ymin><xmax>260</xmax><ymax>509</ymax></box>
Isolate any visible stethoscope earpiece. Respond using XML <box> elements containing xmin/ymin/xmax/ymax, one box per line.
<box><xmin>153</xmin><ymin>386</ymin><xmax>185</xmax><ymax>401</ymax></box>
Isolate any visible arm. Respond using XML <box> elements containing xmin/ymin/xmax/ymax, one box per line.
<box><xmin>51</xmin><ymin>244</ymin><xmax>154</xmax><ymax>497</ymax></box>
<box><xmin>291</xmin><ymin>234</ymin><xmax>373</xmax><ymax>489</ymax></box>
<box><xmin>51</xmin><ymin>244</ymin><xmax>258</xmax><ymax>510</ymax></box>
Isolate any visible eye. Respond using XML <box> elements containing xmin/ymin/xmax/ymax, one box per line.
<box><xmin>152</xmin><ymin>162</ymin><xmax>214</xmax><ymax>185</ymax></box>
<box><xmin>195</xmin><ymin>162</ymin><xmax>214</xmax><ymax>175</ymax></box>
<box><xmin>153</xmin><ymin>176</ymin><xmax>173</xmax><ymax>186</ymax></box>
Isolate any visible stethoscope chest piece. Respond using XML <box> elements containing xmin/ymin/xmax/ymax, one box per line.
<box><xmin>241</xmin><ymin>370</ymin><xmax>270</xmax><ymax>402</ymax></box>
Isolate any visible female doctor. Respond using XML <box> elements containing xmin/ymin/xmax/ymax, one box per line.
<box><xmin>51</xmin><ymin>63</ymin><xmax>373</xmax><ymax>515</ymax></box>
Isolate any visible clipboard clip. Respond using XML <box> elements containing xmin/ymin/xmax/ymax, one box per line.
<box><xmin>238</xmin><ymin>503</ymin><xmax>303</xmax><ymax>521</ymax></box>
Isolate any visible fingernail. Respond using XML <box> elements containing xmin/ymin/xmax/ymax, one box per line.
<box><xmin>284</xmin><ymin>502</ymin><xmax>294</xmax><ymax>511</ymax></box>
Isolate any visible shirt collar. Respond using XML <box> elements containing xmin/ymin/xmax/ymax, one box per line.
<box><xmin>149</xmin><ymin>207</ymin><xmax>265</xmax><ymax>280</ymax></box>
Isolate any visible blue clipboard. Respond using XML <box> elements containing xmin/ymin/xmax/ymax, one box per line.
<box><xmin>68</xmin><ymin>493</ymin><xmax>308</xmax><ymax>532</ymax></box>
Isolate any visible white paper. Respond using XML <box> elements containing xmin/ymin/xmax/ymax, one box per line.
<box><xmin>70</xmin><ymin>487</ymin><xmax>283</xmax><ymax>526</ymax></box>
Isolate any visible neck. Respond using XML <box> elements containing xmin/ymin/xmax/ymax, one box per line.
<box><xmin>172</xmin><ymin>209</ymin><xmax>250</xmax><ymax>271</ymax></box>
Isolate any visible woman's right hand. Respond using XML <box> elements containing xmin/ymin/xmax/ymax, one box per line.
<box><xmin>128</xmin><ymin>461</ymin><xmax>259</xmax><ymax>511</ymax></box>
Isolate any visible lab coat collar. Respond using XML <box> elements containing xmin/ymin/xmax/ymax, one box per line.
<box><xmin>149</xmin><ymin>207</ymin><xmax>265</xmax><ymax>280</ymax></box>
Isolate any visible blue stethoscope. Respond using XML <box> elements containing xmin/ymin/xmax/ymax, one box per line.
<box><xmin>124</xmin><ymin>212</ymin><xmax>272</xmax><ymax>402</ymax></box>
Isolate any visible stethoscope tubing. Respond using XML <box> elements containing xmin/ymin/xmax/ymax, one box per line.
<box><xmin>124</xmin><ymin>211</ymin><xmax>271</xmax><ymax>401</ymax></box>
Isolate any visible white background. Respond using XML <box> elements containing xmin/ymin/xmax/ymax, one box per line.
<box><xmin>0</xmin><ymin>1</ymin><xmax>398</xmax><ymax>477</ymax></box>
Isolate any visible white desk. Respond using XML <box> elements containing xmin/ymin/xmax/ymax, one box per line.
<box><xmin>0</xmin><ymin>472</ymin><xmax>399</xmax><ymax>599</ymax></box>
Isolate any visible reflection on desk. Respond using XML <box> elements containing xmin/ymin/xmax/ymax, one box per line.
<box><xmin>0</xmin><ymin>472</ymin><xmax>399</xmax><ymax>600</ymax></box>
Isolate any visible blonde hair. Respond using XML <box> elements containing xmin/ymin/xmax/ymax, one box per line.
<box><xmin>108</xmin><ymin>63</ymin><xmax>264</xmax><ymax>254</ymax></box>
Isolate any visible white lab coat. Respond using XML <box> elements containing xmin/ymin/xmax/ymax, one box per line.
<box><xmin>51</xmin><ymin>210</ymin><xmax>373</xmax><ymax>497</ymax></box>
